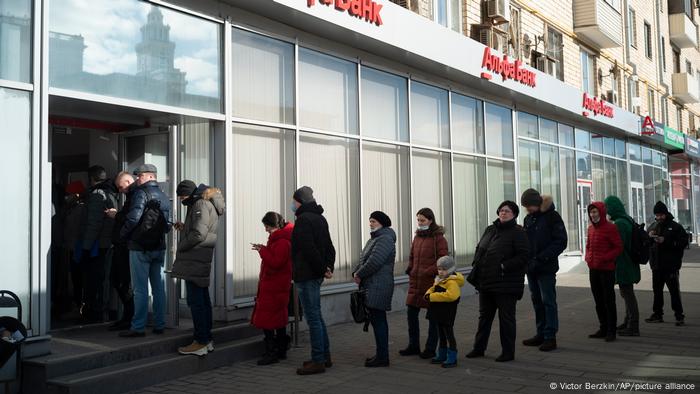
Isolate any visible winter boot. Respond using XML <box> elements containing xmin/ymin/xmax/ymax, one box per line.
<box><xmin>257</xmin><ymin>338</ymin><xmax>279</xmax><ymax>366</ymax></box>
<box><xmin>644</xmin><ymin>313</ymin><xmax>663</xmax><ymax>323</ymax></box>
<box><xmin>442</xmin><ymin>349</ymin><xmax>458</xmax><ymax>368</ymax></box>
<box><xmin>276</xmin><ymin>334</ymin><xmax>291</xmax><ymax>360</ymax></box>
<box><xmin>588</xmin><ymin>329</ymin><xmax>606</xmax><ymax>338</ymax></box>
<box><xmin>539</xmin><ymin>338</ymin><xmax>557</xmax><ymax>352</ymax></box>
<box><xmin>399</xmin><ymin>345</ymin><xmax>420</xmax><ymax>356</ymax></box>
<box><xmin>431</xmin><ymin>348</ymin><xmax>447</xmax><ymax>364</ymax></box>
<box><xmin>522</xmin><ymin>336</ymin><xmax>544</xmax><ymax>346</ymax></box>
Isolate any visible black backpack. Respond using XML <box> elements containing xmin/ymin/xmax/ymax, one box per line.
<box><xmin>130</xmin><ymin>189</ymin><xmax>167</xmax><ymax>250</ymax></box>
<box><xmin>625</xmin><ymin>217</ymin><xmax>651</xmax><ymax>265</ymax></box>
<box><xmin>350</xmin><ymin>290</ymin><xmax>370</xmax><ymax>332</ymax></box>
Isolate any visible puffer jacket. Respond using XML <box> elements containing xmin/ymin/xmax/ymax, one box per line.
<box><xmin>604</xmin><ymin>196</ymin><xmax>640</xmax><ymax>285</ymax></box>
<box><xmin>648</xmin><ymin>213</ymin><xmax>689</xmax><ymax>272</ymax></box>
<box><xmin>353</xmin><ymin>227</ymin><xmax>396</xmax><ymax>311</ymax></box>
<box><xmin>121</xmin><ymin>180</ymin><xmax>172</xmax><ymax>251</ymax></box>
<box><xmin>171</xmin><ymin>185</ymin><xmax>225</xmax><ymax>287</ymax></box>
<box><xmin>425</xmin><ymin>272</ymin><xmax>465</xmax><ymax>326</ymax></box>
<box><xmin>81</xmin><ymin>180</ymin><xmax>118</xmax><ymax>250</ymax></box>
<box><xmin>585</xmin><ymin>202</ymin><xmax>623</xmax><ymax>272</ymax></box>
<box><xmin>406</xmin><ymin>226</ymin><xmax>449</xmax><ymax>309</ymax></box>
<box><xmin>522</xmin><ymin>196</ymin><xmax>568</xmax><ymax>275</ymax></box>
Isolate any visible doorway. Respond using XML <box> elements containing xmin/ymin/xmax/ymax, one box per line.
<box><xmin>631</xmin><ymin>182</ymin><xmax>645</xmax><ymax>225</ymax></box>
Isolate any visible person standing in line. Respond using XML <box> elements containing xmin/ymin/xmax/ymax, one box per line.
<box><xmin>520</xmin><ymin>189</ymin><xmax>568</xmax><ymax>352</ymax></box>
<box><xmin>353</xmin><ymin>211</ymin><xmax>396</xmax><ymax>368</ymax></box>
<box><xmin>604</xmin><ymin>196</ymin><xmax>641</xmax><ymax>337</ymax></box>
<box><xmin>290</xmin><ymin>186</ymin><xmax>336</xmax><ymax>375</ymax></box>
<box><xmin>62</xmin><ymin>181</ymin><xmax>87</xmax><ymax>315</ymax></box>
<box><xmin>425</xmin><ymin>256</ymin><xmax>464</xmax><ymax>368</ymax></box>
<box><xmin>645</xmin><ymin>201</ymin><xmax>689</xmax><ymax>326</ymax></box>
<box><xmin>466</xmin><ymin>201</ymin><xmax>529</xmax><ymax>362</ymax></box>
<box><xmin>251</xmin><ymin>212</ymin><xmax>294</xmax><ymax>365</ymax></box>
<box><xmin>118</xmin><ymin>164</ymin><xmax>171</xmax><ymax>338</ymax></box>
<box><xmin>81</xmin><ymin>165</ymin><xmax>118</xmax><ymax>323</ymax></box>
<box><xmin>400</xmin><ymin>208</ymin><xmax>449</xmax><ymax>360</ymax></box>
<box><xmin>585</xmin><ymin>202</ymin><xmax>623</xmax><ymax>342</ymax></box>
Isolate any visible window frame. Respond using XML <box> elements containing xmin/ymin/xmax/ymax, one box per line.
<box><xmin>643</xmin><ymin>21</ymin><xmax>653</xmax><ymax>59</ymax></box>
<box><xmin>627</xmin><ymin>7</ymin><xmax>637</xmax><ymax>49</ymax></box>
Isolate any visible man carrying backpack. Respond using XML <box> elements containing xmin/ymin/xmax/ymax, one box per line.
<box><xmin>645</xmin><ymin>202</ymin><xmax>688</xmax><ymax>326</ymax></box>
<box><xmin>118</xmin><ymin>164</ymin><xmax>172</xmax><ymax>337</ymax></box>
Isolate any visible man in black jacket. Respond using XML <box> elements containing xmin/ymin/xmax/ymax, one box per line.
<box><xmin>290</xmin><ymin>186</ymin><xmax>335</xmax><ymax>375</ymax></box>
<box><xmin>645</xmin><ymin>201</ymin><xmax>688</xmax><ymax>326</ymax></box>
<box><xmin>520</xmin><ymin>189</ymin><xmax>568</xmax><ymax>352</ymax></box>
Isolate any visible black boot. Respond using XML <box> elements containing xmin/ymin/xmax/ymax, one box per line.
<box><xmin>257</xmin><ymin>338</ymin><xmax>279</xmax><ymax>366</ymax></box>
<box><xmin>276</xmin><ymin>334</ymin><xmax>291</xmax><ymax>360</ymax></box>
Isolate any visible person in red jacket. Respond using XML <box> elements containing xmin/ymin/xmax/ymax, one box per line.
<box><xmin>585</xmin><ymin>202</ymin><xmax>623</xmax><ymax>342</ymax></box>
<box><xmin>251</xmin><ymin>212</ymin><xmax>294</xmax><ymax>366</ymax></box>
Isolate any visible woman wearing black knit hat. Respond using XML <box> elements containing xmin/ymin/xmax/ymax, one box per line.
<box><xmin>466</xmin><ymin>200</ymin><xmax>529</xmax><ymax>362</ymax></box>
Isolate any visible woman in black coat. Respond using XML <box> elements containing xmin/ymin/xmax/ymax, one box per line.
<box><xmin>466</xmin><ymin>201</ymin><xmax>529</xmax><ymax>362</ymax></box>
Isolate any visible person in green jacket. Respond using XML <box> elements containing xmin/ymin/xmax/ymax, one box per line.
<box><xmin>604</xmin><ymin>196</ymin><xmax>641</xmax><ymax>336</ymax></box>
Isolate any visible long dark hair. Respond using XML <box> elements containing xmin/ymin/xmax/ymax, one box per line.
<box><xmin>262</xmin><ymin>211</ymin><xmax>287</xmax><ymax>229</ymax></box>
<box><xmin>416</xmin><ymin>207</ymin><xmax>441</xmax><ymax>232</ymax></box>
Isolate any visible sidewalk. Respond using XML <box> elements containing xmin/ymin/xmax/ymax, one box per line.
<box><xmin>133</xmin><ymin>250</ymin><xmax>700</xmax><ymax>394</ymax></box>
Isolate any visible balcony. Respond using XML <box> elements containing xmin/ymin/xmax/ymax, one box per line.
<box><xmin>669</xmin><ymin>12</ymin><xmax>698</xmax><ymax>48</ymax></box>
<box><xmin>573</xmin><ymin>0</ymin><xmax>623</xmax><ymax>48</ymax></box>
<box><xmin>672</xmin><ymin>72</ymin><xmax>700</xmax><ymax>104</ymax></box>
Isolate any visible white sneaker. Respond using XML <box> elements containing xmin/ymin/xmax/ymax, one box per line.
<box><xmin>207</xmin><ymin>341</ymin><xmax>214</xmax><ymax>352</ymax></box>
<box><xmin>178</xmin><ymin>341</ymin><xmax>208</xmax><ymax>356</ymax></box>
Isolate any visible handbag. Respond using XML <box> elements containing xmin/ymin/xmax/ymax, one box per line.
<box><xmin>467</xmin><ymin>228</ymin><xmax>498</xmax><ymax>291</ymax></box>
<box><xmin>350</xmin><ymin>289</ymin><xmax>370</xmax><ymax>332</ymax></box>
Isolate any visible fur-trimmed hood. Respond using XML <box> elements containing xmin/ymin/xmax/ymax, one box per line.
<box><xmin>196</xmin><ymin>185</ymin><xmax>225</xmax><ymax>215</ymax></box>
<box><xmin>541</xmin><ymin>194</ymin><xmax>555</xmax><ymax>213</ymax></box>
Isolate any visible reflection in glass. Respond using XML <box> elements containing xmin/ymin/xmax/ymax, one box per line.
<box><xmin>487</xmin><ymin>159</ymin><xmax>516</xmax><ymax>215</ymax></box>
<box><xmin>0</xmin><ymin>0</ymin><xmax>31</xmax><ymax>83</ymax></box>
<box><xmin>575</xmin><ymin>128</ymin><xmax>590</xmax><ymax>151</ymax></box>
<box><xmin>576</xmin><ymin>151</ymin><xmax>591</xmax><ymax>180</ymax></box>
<box><xmin>617</xmin><ymin>160</ymin><xmax>629</xmax><ymax>208</ymax></box>
<box><xmin>485</xmin><ymin>103</ymin><xmax>513</xmax><ymax>158</ymax></box>
<box><xmin>451</xmin><ymin>94</ymin><xmax>484</xmax><ymax>153</ymax></box>
<box><xmin>592</xmin><ymin>155</ymin><xmax>604</xmax><ymax>200</ymax></box>
<box><xmin>410</xmin><ymin>81</ymin><xmax>449</xmax><ymax>148</ymax></box>
<box><xmin>361</xmin><ymin>67</ymin><xmax>408</xmax><ymax>142</ymax></box>
<box><xmin>615</xmin><ymin>139</ymin><xmax>626</xmax><ymax>159</ymax></box>
<box><xmin>559</xmin><ymin>149</ymin><xmax>577</xmax><ymax>251</ymax></box>
<box><xmin>519</xmin><ymin>140</ymin><xmax>541</xmax><ymax>191</ymax></box>
<box><xmin>541</xmin><ymin>144</ymin><xmax>560</xmax><ymax>203</ymax></box>
<box><xmin>591</xmin><ymin>133</ymin><xmax>603</xmax><ymax>154</ymax></box>
<box><xmin>558</xmin><ymin>124</ymin><xmax>574</xmax><ymax>147</ymax></box>
<box><xmin>539</xmin><ymin>118</ymin><xmax>558</xmax><ymax>143</ymax></box>
<box><xmin>412</xmin><ymin>149</ymin><xmax>453</xmax><ymax>248</ymax></box>
<box><xmin>454</xmin><ymin>155</ymin><xmax>488</xmax><ymax>266</ymax></box>
<box><xmin>518</xmin><ymin>112</ymin><xmax>538</xmax><ymax>138</ymax></box>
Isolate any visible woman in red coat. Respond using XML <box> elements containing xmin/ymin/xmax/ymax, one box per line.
<box><xmin>585</xmin><ymin>202</ymin><xmax>623</xmax><ymax>342</ymax></box>
<box><xmin>400</xmin><ymin>208</ymin><xmax>449</xmax><ymax>359</ymax></box>
<box><xmin>251</xmin><ymin>212</ymin><xmax>293</xmax><ymax>365</ymax></box>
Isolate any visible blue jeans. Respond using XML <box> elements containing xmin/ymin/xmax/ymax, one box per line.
<box><xmin>407</xmin><ymin>305</ymin><xmax>437</xmax><ymax>352</ymax></box>
<box><xmin>186</xmin><ymin>281</ymin><xmax>212</xmax><ymax>344</ymax></box>
<box><xmin>296</xmin><ymin>278</ymin><xmax>330</xmax><ymax>363</ymax></box>
<box><xmin>527</xmin><ymin>273</ymin><xmax>559</xmax><ymax>340</ymax></box>
<box><xmin>368</xmin><ymin>308</ymin><xmax>389</xmax><ymax>360</ymax></box>
<box><xmin>129</xmin><ymin>250</ymin><xmax>166</xmax><ymax>332</ymax></box>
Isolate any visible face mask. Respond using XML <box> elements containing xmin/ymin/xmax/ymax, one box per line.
<box><xmin>417</xmin><ymin>225</ymin><xmax>429</xmax><ymax>231</ymax></box>
<box><xmin>370</xmin><ymin>226</ymin><xmax>381</xmax><ymax>233</ymax></box>
<box><xmin>290</xmin><ymin>201</ymin><xmax>298</xmax><ymax>213</ymax></box>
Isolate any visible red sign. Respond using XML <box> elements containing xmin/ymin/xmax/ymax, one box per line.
<box><xmin>641</xmin><ymin>115</ymin><xmax>655</xmax><ymax>135</ymax></box>
<box><xmin>480</xmin><ymin>47</ymin><xmax>536</xmax><ymax>87</ymax></box>
<box><xmin>308</xmin><ymin>0</ymin><xmax>383</xmax><ymax>26</ymax></box>
<box><xmin>582</xmin><ymin>93</ymin><xmax>614</xmax><ymax>118</ymax></box>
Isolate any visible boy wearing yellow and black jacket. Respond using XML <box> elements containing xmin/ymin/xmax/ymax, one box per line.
<box><xmin>424</xmin><ymin>256</ymin><xmax>465</xmax><ymax>368</ymax></box>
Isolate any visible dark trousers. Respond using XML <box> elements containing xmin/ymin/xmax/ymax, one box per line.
<box><xmin>652</xmin><ymin>269</ymin><xmax>684</xmax><ymax>320</ymax></box>
<box><xmin>110</xmin><ymin>244</ymin><xmax>134</xmax><ymax>323</ymax></box>
<box><xmin>618</xmin><ymin>284</ymin><xmax>639</xmax><ymax>330</ymax></box>
<box><xmin>186</xmin><ymin>281</ymin><xmax>213</xmax><ymax>344</ymax></box>
<box><xmin>263</xmin><ymin>327</ymin><xmax>287</xmax><ymax>340</ymax></box>
<box><xmin>527</xmin><ymin>272</ymin><xmax>559</xmax><ymax>340</ymax></box>
<box><xmin>589</xmin><ymin>269</ymin><xmax>617</xmax><ymax>334</ymax></box>
<box><xmin>70</xmin><ymin>251</ymin><xmax>85</xmax><ymax>308</ymax></box>
<box><xmin>437</xmin><ymin>324</ymin><xmax>457</xmax><ymax>351</ymax></box>
<box><xmin>473</xmin><ymin>292</ymin><xmax>517</xmax><ymax>358</ymax></box>
<box><xmin>83</xmin><ymin>248</ymin><xmax>108</xmax><ymax>320</ymax></box>
<box><xmin>406</xmin><ymin>305</ymin><xmax>438</xmax><ymax>352</ymax></box>
<box><xmin>368</xmin><ymin>308</ymin><xmax>389</xmax><ymax>360</ymax></box>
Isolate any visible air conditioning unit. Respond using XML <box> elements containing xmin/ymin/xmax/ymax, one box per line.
<box><xmin>487</xmin><ymin>0</ymin><xmax>510</xmax><ymax>25</ymax></box>
<box><xmin>479</xmin><ymin>26</ymin><xmax>508</xmax><ymax>52</ymax></box>
<box><xmin>606</xmin><ymin>90</ymin><xmax>618</xmax><ymax>104</ymax></box>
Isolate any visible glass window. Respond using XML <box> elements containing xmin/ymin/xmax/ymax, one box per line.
<box><xmin>232</xmin><ymin>124</ymin><xmax>295</xmax><ymax>297</ymax></box>
<box><xmin>631</xmin><ymin>163</ymin><xmax>643</xmax><ymax>183</ymax></box>
<box><xmin>617</xmin><ymin>160</ymin><xmax>629</xmax><ymax>208</ymax></box>
<box><xmin>361</xmin><ymin>142</ymin><xmax>411</xmax><ymax>274</ymax></box>
<box><xmin>541</xmin><ymin>144</ymin><xmax>561</xmax><ymax>203</ymax></box>
<box><xmin>485</xmin><ymin>103</ymin><xmax>514</xmax><ymax>158</ymax></box>
<box><xmin>518</xmin><ymin>112</ymin><xmax>538</xmax><ymax>138</ymax></box>
<box><xmin>615</xmin><ymin>139</ymin><xmax>626</xmax><ymax>159</ymax></box>
<box><xmin>592</xmin><ymin>155</ymin><xmax>605</xmax><ymax>200</ymax></box>
<box><xmin>50</xmin><ymin>0</ymin><xmax>222</xmax><ymax>112</ymax></box>
<box><xmin>558</xmin><ymin>124</ymin><xmax>574</xmax><ymax>147</ymax></box>
<box><xmin>0</xmin><ymin>0</ymin><xmax>31</xmax><ymax>83</ymax></box>
<box><xmin>519</xmin><ymin>140</ymin><xmax>541</xmax><ymax>191</ymax></box>
<box><xmin>410</xmin><ymin>81</ymin><xmax>449</xmax><ymax>148</ymax></box>
<box><xmin>453</xmin><ymin>155</ymin><xmax>488</xmax><ymax>266</ymax></box>
<box><xmin>179</xmin><ymin>118</ymin><xmax>212</xmax><ymax>186</ymax></box>
<box><xmin>604</xmin><ymin>157</ymin><xmax>618</xmax><ymax>198</ymax></box>
<box><xmin>412</xmin><ymin>149</ymin><xmax>453</xmax><ymax>248</ymax></box>
<box><xmin>361</xmin><ymin>67</ymin><xmax>408</xmax><ymax>142</ymax></box>
<box><xmin>487</xmin><ymin>159</ymin><xmax>516</xmax><ymax>215</ymax></box>
<box><xmin>299</xmin><ymin>133</ymin><xmax>361</xmax><ymax>284</ymax></box>
<box><xmin>559</xmin><ymin>148</ymin><xmax>577</xmax><ymax>251</ymax></box>
<box><xmin>539</xmin><ymin>118</ymin><xmax>558</xmax><ymax>143</ymax></box>
<box><xmin>580</xmin><ymin>50</ymin><xmax>595</xmax><ymax>95</ymax></box>
<box><xmin>449</xmin><ymin>0</ymin><xmax>460</xmax><ymax>33</ymax></box>
<box><xmin>299</xmin><ymin>48</ymin><xmax>358</xmax><ymax>134</ymax></box>
<box><xmin>576</xmin><ymin>128</ymin><xmax>590</xmax><ymax>150</ymax></box>
<box><xmin>591</xmin><ymin>133</ymin><xmax>604</xmax><ymax>153</ymax></box>
<box><xmin>641</xmin><ymin>146</ymin><xmax>652</xmax><ymax>164</ymax></box>
<box><xmin>0</xmin><ymin>88</ymin><xmax>30</xmax><ymax>323</ymax></box>
<box><xmin>653</xmin><ymin>150</ymin><xmax>663</xmax><ymax>167</ymax></box>
<box><xmin>577</xmin><ymin>151</ymin><xmax>592</xmax><ymax>180</ymax></box>
<box><xmin>603</xmin><ymin>137</ymin><xmax>615</xmax><ymax>156</ymax></box>
<box><xmin>644</xmin><ymin>165</ymin><xmax>655</xmax><ymax>223</ymax></box>
<box><xmin>232</xmin><ymin>28</ymin><xmax>294</xmax><ymax>123</ymax></box>
<box><xmin>451</xmin><ymin>94</ymin><xmax>484</xmax><ymax>153</ymax></box>
<box><xmin>629</xmin><ymin>142</ymin><xmax>641</xmax><ymax>161</ymax></box>
<box><xmin>435</xmin><ymin>0</ymin><xmax>461</xmax><ymax>32</ymax></box>
<box><xmin>654</xmin><ymin>167</ymin><xmax>665</xmax><ymax>208</ymax></box>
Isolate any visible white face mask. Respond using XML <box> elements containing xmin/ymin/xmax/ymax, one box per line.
<box><xmin>417</xmin><ymin>225</ymin><xmax>429</xmax><ymax>231</ymax></box>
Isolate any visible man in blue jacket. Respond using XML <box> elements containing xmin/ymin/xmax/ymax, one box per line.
<box><xmin>118</xmin><ymin>164</ymin><xmax>171</xmax><ymax>338</ymax></box>
<box><xmin>520</xmin><ymin>189</ymin><xmax>568</xmax><ymax>351</ymax></box>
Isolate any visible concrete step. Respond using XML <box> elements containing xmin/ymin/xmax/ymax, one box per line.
<box><xmin>45</xmin><ymin>336</ymin><xmax>263</xmax><ymax>394</ymax></box>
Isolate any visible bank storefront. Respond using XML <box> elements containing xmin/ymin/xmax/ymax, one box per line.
<box><xmin>0</xmin><ymin>0</ymin><xmax>687</xmax><ymax>337</ymax></box>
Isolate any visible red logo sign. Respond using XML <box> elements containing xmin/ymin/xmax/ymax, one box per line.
<box><xmin>480</xmin><ymin>47</ymin><xmax>536</xmax><ymax>87</ymax></box>
<box><xmin>582</xmin><ymin>93</ymin><xmax>614</xmax><ymax>118</ymax></box>
<box><xmin>308</xmin><ymin>0</ymin><xmax>383</xmax><ymax>26</ymax></box>
<box><xmin>641</xmin><ymin>115</ymin><xmax>655</xmax><ymax>135</ymax></box>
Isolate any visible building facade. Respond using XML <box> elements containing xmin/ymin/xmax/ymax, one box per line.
<box><xmin>1</xmin><ymin>0</ymin><xmax>699</xmax><ymax>337</ymax></box>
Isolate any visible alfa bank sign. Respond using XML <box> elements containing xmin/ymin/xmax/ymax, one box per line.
<box><xmin>582</xmin><ymin>93</ymin><xmax>614</xmax><ymax>118</ymax></box>
<box><xmin>480</xmin><ymin>47</ymin><xmax>536</xmax><ymax>87</ymax></box>
<box><xmin>307</xmin><ymin>0</ymin><xmax>384</xmax><ymax>26</ymax></box>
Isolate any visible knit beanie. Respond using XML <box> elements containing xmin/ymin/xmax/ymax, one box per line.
<box><xmin>369</xmin><ymin>211</ymin><xmax>392</xmax><ymax>228</ymax></box>
<box><xmin>520</xmin><ymin>188</ymin><xmax>543</xmax><ymax>207</ymax></box>
<box><xmin>653</xmin><ymin>201</ymin><xmax>670</xmax><ymax>215</ymax></box>
<box><xmin>497</xmin><ymin>200</ymin><xmax>520</xmax><ymax>219</ymax></box>
<box><xmin>176</xmin><ymin>180</ymin><xmax>197</xmax><ymax>197</ymax></box>
<box><xmin>293</xmin><ymin>186</ymin><xmax>315</xmax><ymax>204</ymax></box>
<box><xmin>436</xmin><ymin>255</ymin><xmax>456</xmax><ymax>275</ymax></box>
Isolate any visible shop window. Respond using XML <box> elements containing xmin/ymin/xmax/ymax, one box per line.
<box><xmin>559</xmin><ymin>148</ymin><xmax>578</xmax><ymax>251</ymax></box>
<box><xmin>0</xmin><ymin>0</ymin><xmax>31</xmax><ymax>83</ymax></box>
<box><xmin>453</xmin><ymin>155</ymin><xmax>488</xmax><ymax>266</ymax></box>
<box><xmin>485</xmin><ymin>102</ymin><xmax>514</xmax><ymax>158</ymax></box>
<box><xmin>617</xmin><ymin>160</ymin><xmax>629</xmax><ymax>208</ymax></box>
<box><xmin>519</xmin><ymin>140</ymin><xmax>541</xmax><ymax>192</ymax></box>
<box><xmin>627</xmin><ymin>7</ymin><xmax>637</xmax><ymax>49</ymax></box>
<box><xmin>580</xmin><ymin>50</ymin><xmax>595</xmax><ymax>95</ymax></box>
<box><xmin>603</xmin><ymin>137</ymin><xmax>615</xmax><ymax>156</ymax></box>
<box><xmin>540</xmin><ymin>118</ymin><xmax>558</xmax><ymax>144</ymax></box>
<box><xmin>591</xmin><ymin>133</ymin><xmax>604</xmax><ymax>154</ymax></box>
<box><xmin>558</xmin><ymin>124</ymin><xmax>575</xmax><ymax>147</ymax></box>
<box><xmin>232</xmin><ymin>28</ymin><xmax>294</xmax><ymax>124</ymax></box>
<box><xmin>361</xmin><ymin>66</ymin><xmax>409</xmax><ymax>142</ymax></box>
<box><xmin>487</xmin><ymin>159</ymin><xmax>516</xmax><ymax>215</ymax></box>
<box><xmin>546</xmin><ymin>27</ymin><xmax>564</xmax><ymax>81</ymax></box>
<box><xmin>592</xmin><ymin>155</ymin><xmax>605</xmax><ymax>200</ymax></box>
<box><xmin>642</xmin><ymin>146</ymin><xmax>653</xmax><ymax>165</ymax></box>
<box><xmin>540</xmin><ymin>144</ymin><xmax>561</xmax><ymax>203</ymax></box>
<box><xmin>517</xmin><ymin>112</ymin><xmax>538</xmax><ymax>139</ymax></box>
<box><xmin>412</xmin><ymin>149</ymin><xmax>453</xmax><ymax>250</ymax></box>
<box><xmin>451</xmin><ymin>93</ymin><xmax>485</xmax><ymax>154</ymax></box>
<box><xmin>604</xmin><ymin>157</ymin><xmax>618</xmax><ymax>198</ymax></box>
<box><xmin>410</xmin><ymin>81</ymin><xmax>450</xmax><ymax>148</ymax></box>
<box><xmin>615</xmin><ymin>139</ymin><xmax>627</xmax><ymax>159</ymax></box>
<box><xmin>644</xmin><ymin>21</ymin><xmax>653</xmax><ymax>59</ymax></box>
<box><xmin>575</xmin><ymin>128</ymin><xmax>590</xmax><ymax>151</ymax></box>
<box><xmin>299</xmin><ymin>48</ymin><xmax>358</xmax><ymax>134</ymax></box>
<box><xmin>576</xmin><ymin>151</ymin><xmax>592</xmax><ymax>180</ymax></box>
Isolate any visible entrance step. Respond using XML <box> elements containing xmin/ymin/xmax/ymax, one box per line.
<box><xmin>22</xmin><ymin>321</ymin><xmax>262</xmax><ymax>394</ymax></box>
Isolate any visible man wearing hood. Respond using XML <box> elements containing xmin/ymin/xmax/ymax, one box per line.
<box><xmin>172</xmin><ymin>180</ymin><xmax>226</xmax><ymax>356</ymax></box>
<box><xmin>646</xmin><ymin>201</ymin><xmax>688</xmax><ymax>326</ymax></box>
<box><xmin>520</xmin><ymin>189</ymin><xmax>568</xmax><ymax>352</ymax></box>
<box><xmin>604</xmin><ymin>196</ymin><xmax>641</xmax><ymax>337</ymax></box>
<box><xmin>290</xmin><ymin>186</ymin><xmax>336</xmax><ymax>375</ymax></box>
<box><xmin>585</xmin><ymin>202</ymin><xmax>623</xmax><ymax>342</ymax></box>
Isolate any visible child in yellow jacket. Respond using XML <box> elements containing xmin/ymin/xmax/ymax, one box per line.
<box><xmin>424</xmin><ymin>255</ymin><xmax>465</xmax><ymax>368</ymax></box>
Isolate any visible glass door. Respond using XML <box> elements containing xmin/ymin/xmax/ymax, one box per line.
<box><xmin>631</xmin><ymin>182</ymin><xmax>645</xmax><ymax>225</ymax></box>
<box><xmin>577</xmin><ymin>180</ymin><xmax>593</xmax><ymax>251</ymax></box>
